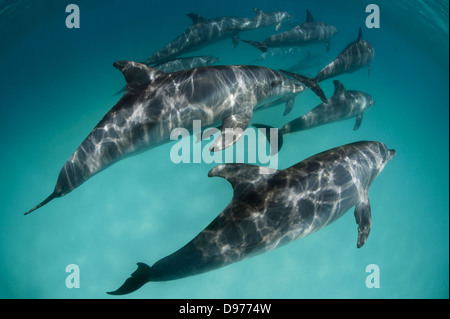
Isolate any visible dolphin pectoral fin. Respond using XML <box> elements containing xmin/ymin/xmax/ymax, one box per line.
<box><xmin>196</xmin><ymin>126</ymin><xmax>221</xmax><ymax>143</ymax></box>
<box><xmin>107</xmin><ymin>262</ymin><xmax>152</xmax><ymax>295</ymax></box>
<box><xmin>354</xmin><ymin>114</ymin><xmax>363</xmax><ymax>131</ymax></box>
<box><xmin>232</xmin><ymin>34</ymin><xmax>240</xmax><ymax>48</ymax></box>
<box><xmin>354</xmin><ymin>197</ymin><xmax>372</xmax><ymax>248</ymax></box>
<box><xmin>209</xmin><ymin>110</ymin><xmax>253</xmax><ymax>152</ymax></box>
<box><xmin>283</xmin><ymin>97</ymin><xmax>295</xmax><ymax>116</ymax></box>
<box><xmin>24</xmin><ymin>191</ymin><xmax>59</xmax><ymax>215</ymax></box>
<box><xmin>326</xmin><ymin>40</ymin><xmax>331</xmax><ymax>52</ymax></box>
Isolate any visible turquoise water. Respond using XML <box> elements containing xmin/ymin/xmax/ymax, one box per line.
<box><xmin>0</xmin><ymin>0</ymin><xmax>448</xmax><ymax>299</ymax></box>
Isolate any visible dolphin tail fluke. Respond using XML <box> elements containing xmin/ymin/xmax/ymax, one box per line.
<box><xmin>24</xmin><ymin>191</ymin><xmax>59</xmax><ymax>215</ymax></box>
<box><xmin>241</xmin><ymin>39</ymin><xmax>268</xmax><ymax>53</ymax></box>
<box><xmin>279</xmin><ymin>70</ymin><xmax>327</xmax><ymax>103</ymax></box>
<box><xmin>253</xmin><ymin>124</ymin><xmax>283</xmax><ymax>155</ymax></box>
<box><xmin>107</xmin><ymin>262</ymin><xmax>152</xmax><ymax>295</ymax></box>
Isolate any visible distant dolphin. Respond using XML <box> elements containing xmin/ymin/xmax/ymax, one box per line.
<box><xmin>286</xmin><ymin>50</ymin><xmax>326</xmax><ymax>73</ymax></box>
<box><xmin>144</xmin><ymin>9</ymin><xmax>292</xmax><ymax>65</ymax></box>
<box><xmin>24</xmin><ymin>63</ymin><xmax>305</xmax><ymax>215</ymax></box>
<box><xmin>242</xmin><ymin>10</ymin><xmax>338</xmax><ymax>53</ymax></box>
<box><xmin>280</xmin><ymin>27</ymin><xmax>375</xmax><ymax>103</ymax></box>
<box><xmin>107</xmin><ymin>141</ymin><xmax>395</xmax><ymax>295</ymax></box>
<box><xmin>115</xmin><ymin>56</ymin><xmax>221</xmax><ymax>95</ymax></box>
<box><xmin>254</xmin><ymin>80</ymin><xmax>375</xmax><ymax>154</ymax></box>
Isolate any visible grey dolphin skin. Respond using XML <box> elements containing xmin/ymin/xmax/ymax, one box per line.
<box><xmin>115</xmin><ymin>56</ymin><xmax>221</xmax><ymax>95</ymax></box>
<box><xmin>242</xmin><ymin>10</ymin><xmax>338</xmax><ymax>53</ymax></box>
<box><xmin>107</xmin><ymin>141</ymin><xmax>395</xmax><ymax>295</ymax></box>
<box><xmin>144</xmin><ymin>8</ymin><xmax>291</xmax><ymax>66</ymax></box>
<box><xmin>280</xmin><ymin>27</ymin><xmax>375</xmax><ymax>103</ymax></box>
<box><xmin>24</xmin><ymin>63</ymin><xmax>305</xmax><ymax>215</ymax></box>
<box><xmin>254</xmin><ymin>80</ymin><xmax>375</xmax><ymax>154</ymax></box>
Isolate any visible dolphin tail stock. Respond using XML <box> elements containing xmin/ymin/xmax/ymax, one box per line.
<box><xmin>241</xmin><ymin>39</ymin><xmax>268</xmax><ymax>53</ymax></box>
<box><xmin>279</xmin><ymin>69</ymin><xmax>327</xmax><ymax>103</ymax></box>
<box><xmin>24</xmin><ymin>191</ymin><xmax>59</xmax><ymax>215</ymax></box>
<box><xmin>253</xmin><ymin>124</ymin><xmax>283</xmax><ymax>155</ymax></box>
<box><xmin>107</xmin><ymin>262</ymin><xmax>152</xmax><ymax>295</ymax></box>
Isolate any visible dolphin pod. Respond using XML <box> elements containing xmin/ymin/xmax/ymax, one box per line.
<box><xmin>23</xmin><ymin>8</ymin><xmax>394</xmax><ymax>296</ymax></box>
<box><xmin>242</xmin><ymin>10</ymin><xmax>338</xmax><ymax>53</ymax></box>
<box><xmin>254</xmin><ymin>80</ymin><xmax>375</xmax><ymax>154</ymax></box>
<box><xmin>281</xmin><ymin>27</ymin><xmax>375</xmax><ymax>103</ymax></box>
<box><xmin>144</xmin><ymin>8</ymin><xmax>292</xmax><ymax>66</ymax></box>
<box><xmin>107</xmin><ymin>141</ymin><xmax>395</xmax><ymax>295</ymax></box>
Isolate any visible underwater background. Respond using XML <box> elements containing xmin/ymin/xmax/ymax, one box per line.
<box><xmin>0</xmin><ymin>0</ymin><xmax>448</xmax><ymax>299</ymax></box>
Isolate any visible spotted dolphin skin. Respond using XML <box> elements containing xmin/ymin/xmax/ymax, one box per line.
<box><xmin>144</xmin><ymin>9</ymin><xmax>292</xmax><ymax>66</ymax></box>
<box><xmin>24</xmin><ymin>63</ymin><xmax>305</xmax><ymax>215</ymax></box>
<box><xmin>280</xmin><ymin>27</ymin><xmax>375</xmax><ymax>103</ymax></box>
<box><xmin>254</xmin><ymin>80</ymin><xmax>375</xmax><ymax>154</ymax></box>
<box><xmin>107</xmin><ymin>141</ymin><xmax>395</xmax><ymax>295</ymax></box>
<box><xmin>242</xmin><ymin>10</ymin><xmax>338</xmax><ymax>53</ymax></box>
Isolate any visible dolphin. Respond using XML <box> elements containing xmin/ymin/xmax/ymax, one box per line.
<box><xmin>144</xmin><ymin>9</ymin><xmax>292</xmax><ymax>66</ymax></box>
<box><xmin>107</xmin><ymin>141</ymin><xmax>395</xmax><ymax>295</ymax></box>
<box><xmin>286</xmin><ymin>50</ymin><xmax>326</xmax><ymax>73</ymax></box>
<box><xmin>280</xmin><ymin>27</ymin><xmax>375</xmax><ymax>103</ymax></box>
<box><xmin>242</xmin><ymin>10</ymin><xmax>338</xmax><ymax>53</ymax></box>
<box><xmin>24</xmin><ymin>63</ymin><xmax>305</xmax><ymax>215</ymax></box>
<box><xmin>254</xmin><ymin>80</ymin><xmax>375</xmax><ymax>154</ymax></box>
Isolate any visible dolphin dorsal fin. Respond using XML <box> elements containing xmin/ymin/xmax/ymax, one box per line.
<box><xmin>332</xmin><ymin>80</ymin><xmax>346</xmax><ymax>98</ymax></box>
<box><xmin>357</xmin><ymin>27</ymin><xmax>363</xmax><ymax>42</ymax></box>
<box><xmin>305</xmin><ymin>10</ymin><xmax>314</xmax><ymax>22</ymax></box>
<box><xmin>253</xmin><ymin>8</ymin><xmax>264</xmax><ymax>17</ymax></box>
<box><xmin>113</xmin><ymin>61</ymin><xmax>165</xmax><ymax>91</ymax></box>
<box><xmin>208</xmin><ymin>164</ymin><xmax>276</xmax><ymax>189</ymax></box>
<box><xmin>186</xmin><ymin>12</ymin><xmax>206</xmax><ymax>25</ymax></box>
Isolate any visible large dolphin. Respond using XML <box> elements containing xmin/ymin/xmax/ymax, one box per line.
<box><xmin>144</xmin><ymin>9</ymin><xmax>292</xmax><ymax>66</ymax></box>
<box><xmin>242</xmin><ymin>10</ymin><xmax>338</xmax><ymax>53</ymax></box>
<box><xmin>280</xmin><ymin>27</ymin><xmax>375</xmax><ymax>103</ymax></box>
<box><xmin>24</xmin><ymin>63</ymin><xmax>305</xmax><ymax>215</ymax></box>
<box><xmin>254</xmin><ymin>80</ymin><xmax>375</xmax><ymax>154</ymax></box>
<box><xmin>107</xmin><ymin>141</ymin><xmax>395</xmax><ymax>295</ymax></box>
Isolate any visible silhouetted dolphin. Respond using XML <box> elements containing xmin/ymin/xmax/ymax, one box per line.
<box><xmin>280</xmin><ymin>27</ymin><xmax>375</xmax><ymax>103</ymax></box>
<box><xmin>107</xmin><ymin>141</ymin><xmax>395</xmax><ymax>295</ymax></box>
<box><xmin>24</xmin><ymin>63</ymin><xmax>305</xmax><ymax>215</ymax></box>
<box><xmin>254</xmin><ymin>80</ymin><xmax>375</xmax><ymax>154</ymax></box>
<box><xmin>144</xmin><ymin>9</ymin><xmax>292</xmax><ymax>65</ymax></box>
<box><xmin>242</xmin><ymin>10</ymin><xmax>338</xmax><ymax>53</ymax></box>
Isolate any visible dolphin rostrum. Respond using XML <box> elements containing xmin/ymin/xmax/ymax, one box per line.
<box><xmin>242</xmin><ymin>10</ymin><xmax>338</xmax><ymax>53</ymax></box>
<box><xmin>254</xmin><ymin>80</ymin><xmax>375</xmax><ymax>154</ymax></box>
<box><xmin>24</xmin><ymin>63</ymin><xmax>306</xmax><ymax>215</ymax></box>
<box><xmin>280</xmin><ymin>27</ymin><xmax>375</xmax><ymax>103</ymax></box>
<box><xmin>144</xmin><ymin>9</ymin><xmax>292</xmax><ymax>66</ymax></box>
<box><xmin>107</xmin><ymin>141</ymin><xmax>395</xmax><ymax>295</ymax></box>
